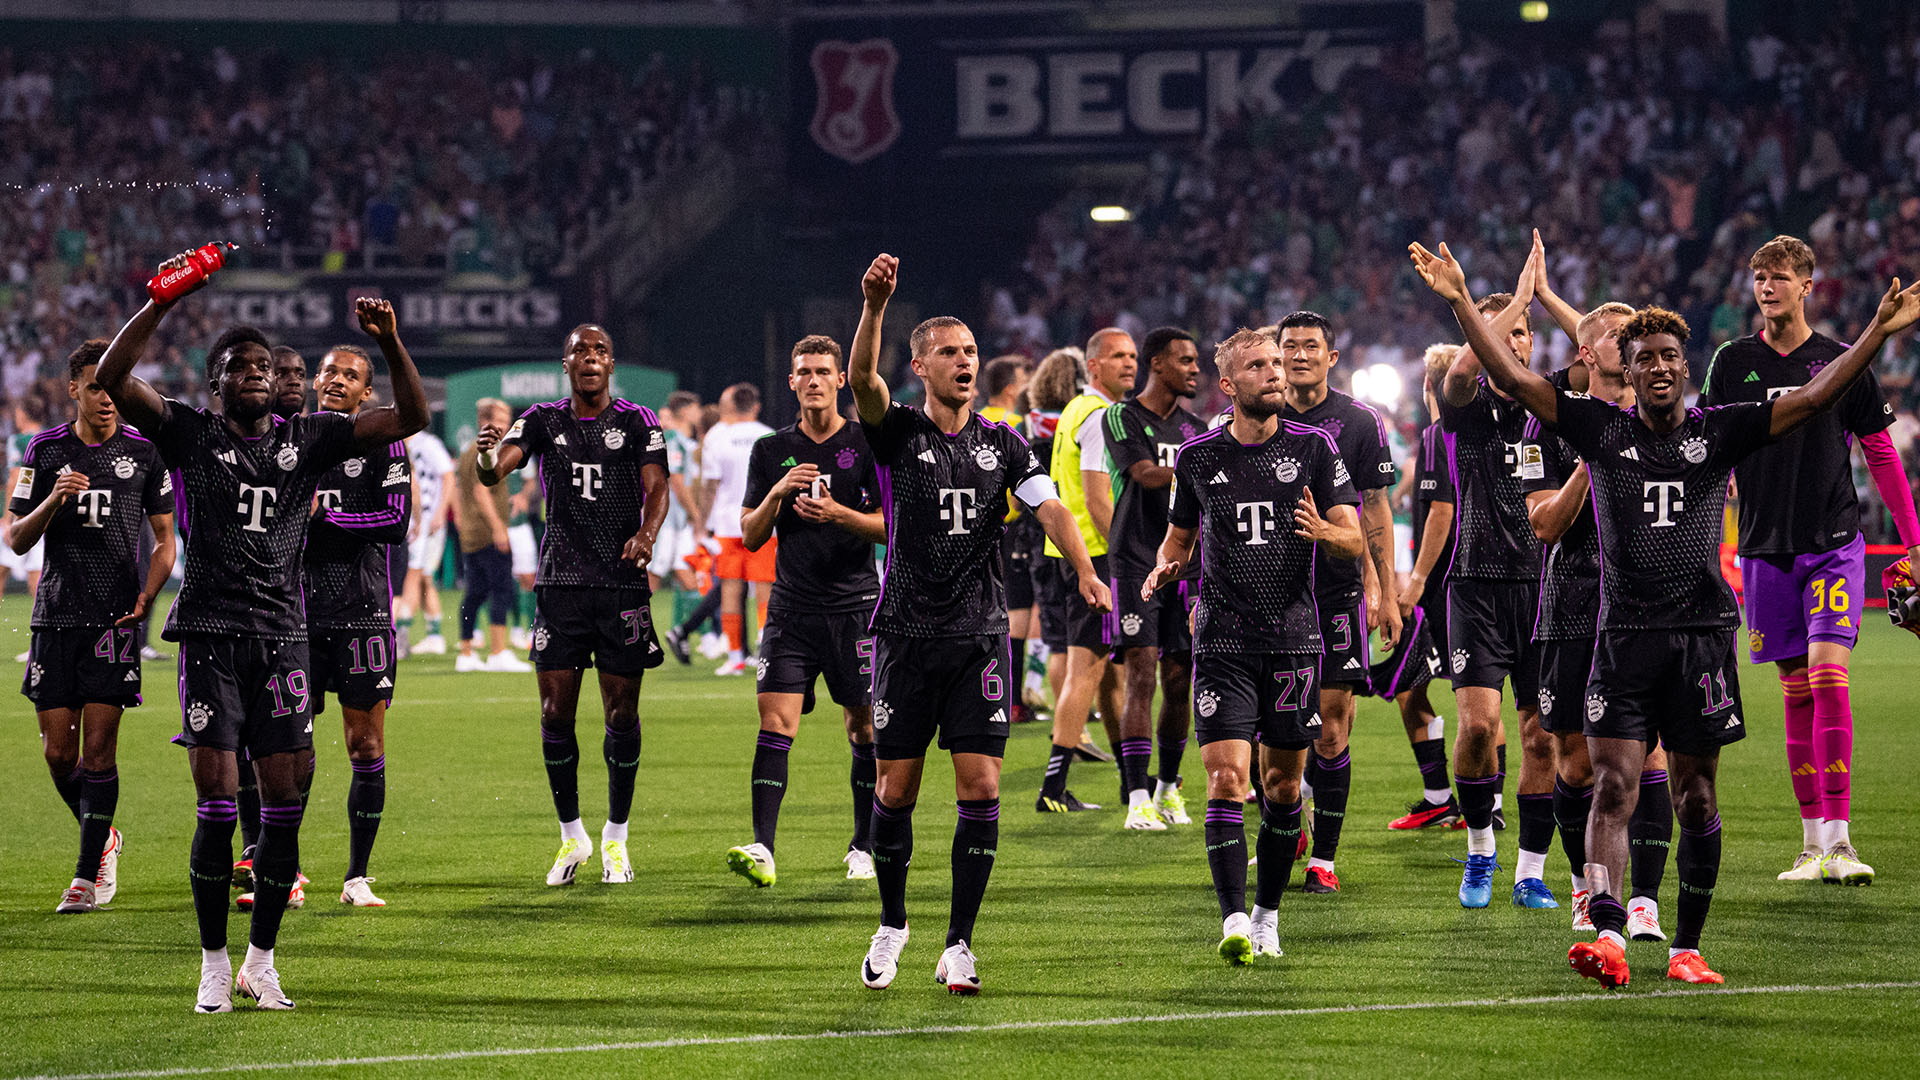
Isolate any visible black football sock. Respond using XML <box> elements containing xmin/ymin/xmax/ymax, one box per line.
<box><xmin>1118</xmin><ymin>737</ymin><xmax>1152</xmax><ymax>801</ymax></box>
<box><xmin>749</xmin><ymin>731</ymin><xmax>792</xmax><ymax>851</ymax></box>
<box><xmin>849</xmin><ymin>740</ymin><xmax>876</xmax><ymax>851</ymax></box>
<box><xmin>1673</xmin><ymin>814</ymin><xmax>1721</xmax><ymax>952</ymax></box>
<box><xmin>1517</xmin><ymin>791</ymin><xmax>1555</xmax><ymax>860</ymax></box>
<box><xmin>948</xmin><ymin>799</ymin><xmax>999</xmax><ymax>947</ymax></box>
<box><xmin>190</xmin><ymin>798</ymin><xmax>237</xmax><ymax>950</ymax></box>
<box><xmin>248</xmin><ymin>802</ymin><xmax>303</xmax><ymax>951</ymax></box>
<box><xmin>1588</xmin><ymin>891</ymin><xmax>1628</xmax><ymax>938</ymax></box>
<box><xmin>603</xmin><ymin>722</ymin><xmax>641</xmax><ymax>826</ymax></box>
<box><xmin>1456</xmin><ymin>773</ymin><xmax>1497</xmax><ymax>831</ymax></box>
<box><xmin>1203</xmin><ymin>799</ymin><xmax>1248</xmax><ymax>918</ymax></box>
<box><xmin>297</xmin><ymin>752</ymin><xmax>315</xmax><ymax>815</ymax></box>
<box><xmin>1553</xmin><ymin>778</ymin><xmax>1593</xmax><ymax>884</ymax></box>
<box><xmin>1254</xmin><ymin>798</ymin><xmax>1304</xmax><ymax>908</ymax></box>
<box><xmin>1496</xmin><ymin>741</ymin><xmax>1507</xmax><ymax>779</ymax></box>
<box><xmin>74</xmin><ymin>767</ymin><xmax>119</xmax><ymax>882</ymax></box>
<box><xmin>1630</xmin><ymin>769</ymin><xmax>1674</xmax><ymax>900</ymax></box>
<box><xmin>236</xmin><ymin>766</ymin><xmax>261</xmax><ymax>854</ymax></box>
<box><xmin>1157</xmin><ymin>734</ymin><xmax>1187</xmax><ymax>786</ymax></box>
<box><xmin>51</xmin><ymin>761</ymin><xmax>84</xmax><ymax>823</ymax></box>
<box><xmin>1309</xmin><ymin>750</ymin><xmax>1351</xmax><ymax>863</ymax></box>
<box><xmin>1008</xmin><ymin>638</ymin><xmax>1027</xmax><ymax>691</ymax></box>
<box><xmin>344</xmin><ymin>755</ymin><xmax>385</xmax><ymax>881</ymax></box>
<box><xmin>1413</xmin><ymin>737</ymin><xmax>1449</xmax><ymax>798</ymax></box>
<box><xmin>1040</xmin><ymin>743</ymin><xmax>1074</xmax><ymax>800</ymax></box>
<box><xmin>541</xmin><ymin>724</ymin><xmax>581</xmax><ymax>823</ymax></box>
<box><xmin>872</xmin><ymin>799</ymin><xmax>915</xmax><ymax>930</ymax></box>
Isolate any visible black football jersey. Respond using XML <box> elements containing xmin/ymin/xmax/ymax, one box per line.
<box><xmin>1282</xmin><ymin>389</ymin><xmax>1396</xmax><ymax>597</ymax></box>
<box><xmin>1701</xmin><ymin>331</ymin><xmax>1894</xmax><ymax>557</ymax></box>
<box><xmin>8</xmin><ymin>424</ymin><xmax>171</xmax><ymax>629</ymax></box>
<box><xmin>499</xmin><ymin>399</ymin><xmax>670</xmax><ymax>591</ymax></box>
<box><xmin>1412</xmin><ymin>421</ymin><xmax>1456</xmax><ymax>578</ymax></box>
<box><xmin>304</xmin><ymin>438</ymin><xmax>411</xmax><ymax>631</ymax></box>
<box><xmin>743</xmin><ymin>421</ymin><xmax>881</xmax><ymax>616</ymax></box>
<box><xmin>151</xmin><ymin>402</ymin><xmax>358</xmax><ymax>640</ymax></box>
<box><xmin>1521</xmin><ymin>385</ymin><xmax>1599</xmax><ymax>640</ymax></box>
<box><xmin>1169</xmin><ymin>421</ymin><xmax>1359</xmax><ymax>655</ymax></box>
<box><xmin>1439</xmin><ymin>380</ymin><xmax>1542</xmax><ymax>582</ymax></box>
<box><xmin>1103</xmin><ymin>398</ymin><xmax>1206</xmax><ymax>582</ymax></box>
<box><xmin>863</xmin><ymin>403</ymin><xmax>1049</xmax><ymax>638</ymax></box>
<box><xmin>1549</xmin><ymin>389</ymin><xmax>1774</xmax><ymax>631</ymax></box>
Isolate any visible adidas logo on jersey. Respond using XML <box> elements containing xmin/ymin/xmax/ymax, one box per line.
<box><xmin>780</xmin><ymin>456</ymin><xmax>798</xmax><ymax>467</ymax></box>
<box><xmin>376</xmin><ymin>677</ymin><xmax>393</xmax><ymax>689</ymax></box>
<box><xmin>217</xmin><ymin>450</ymin><xmax>238</xmax><ymax>464</ymax></box>
<box><xmin>1341</xmin><ymin>657</ymin><xmax>1361</xmax><ymax>671</ymax></box>
<box><xmin>1208</xmin><ymin>470</ymin><xmax>1229</xmax><ymax>485</ymax></box>
<box><xmin>554</xmin><ymin>434</ymin><xmax>568</xmax><ymax>446</ymax></box>
<box><xmin>1743</xmin><ymin>371</ymin><xmax>1761</xmax><ymax>383</ymax></box>
<box><xmin>918</xmin><ymin>449</ymin><xmax>937</xmax><ymax>463</ymax></box>
<box><xmin>1618</xmin><ymin>447</ymin><xmax>1640</xmax><ymax>460</ymax></box>
<box><xmin>124</xmin><ymin>670</ymin><xmax>139</xmax><ymax>682</ymax></box>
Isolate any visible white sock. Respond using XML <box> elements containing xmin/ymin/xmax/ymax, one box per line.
<box><xmin>1493</xmin><ymin>792</ymin><xmax>1505</xmax><ymax>811</ymax></box>
<box><xmin>1128</xmin><ymin>789</ymin><xmax>1151</xmax><ymax>809</ymax></box>
<box><xmin>1250</xmin><ymin>904</ymin><xmax>1277</xmax><ymax>926</ymax></box>
<box><xmin>560</xmin><ymin>818</ymin><xmax>590</xmax><ymax>843</ymax></box>
<box><xmin>1515</xmin><ymin>849</ymin><xmax>1546</xmax><ymax>882</ymax></box>
<box><xmin>728</xmin><ymin>649</ymin><xmax>744</xmax><ymax>663</ymax></box>
<box><xmin>1307</xmin><ymin>857</ymin><xmax>1335</xmax><ymax>873</ymax></box>
<box><xmin>1426</xmin><ymin>714</ymin><xmax>1445</xmax><ymax>741</ymax></box>
<box><xmin>1154</xmin><ymin>778</ymin><xmax>1177</xmax><ymax>799</ymax></box>
<box><xmin>242</xmin><ymin>944</ymin><xmax>273</xmax><ymax>972</ymax></box>
<box><xmin>202</xmin><ymin>947</ymin><xmax>230</xmax><ymax>972</ymax></box>
<box><xmin>1570</xmin><ymin>872</ymin><xmax>1590</xmax><ymax>893</ymax></box>
<box><xmin>1802</xmin><ymin>816</ymin><xmax>1826</xmax><ymax>851</ymax></box>
<box><xmin>1669</xmin><ymin>946</ymin><xmax>1699</xmax><ymax>959</ymax></box>
<box><xmin>1300</xmin><ymin>779</ymin><xmax>1315</xmax><ymax>803</ymax></box>
<box><xmin>602</xmin><ymin>820</ymin><xmax>629</xmax><ymax>844</ymax></box>
<box><xmin>1598</xmin><ymin>929</ymin><xmax>1625</xmax><ymax>948</ymax></box>
<box><xmin>1422</xmin><ymin>786</ymin><xmax>1451</xmax><ymax>805</ymax></box>
<box><xmin>1825</xmin><ymin>818</ymin><xmax>1850</xmax><ymax>848</ymax></box>
<box><xmin>1467</xmin><ymin>826</ymin><xmax>1496</xmax><ymax>856</ymax></box>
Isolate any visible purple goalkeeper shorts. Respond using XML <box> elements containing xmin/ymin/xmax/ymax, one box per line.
<box><xmin>1739</xmin><ymin>533</ymin><xmax>1866</xmax><ymax>664</ymax></box>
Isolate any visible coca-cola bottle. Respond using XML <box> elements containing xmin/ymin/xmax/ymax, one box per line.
<box><xmin>147</xmin><ymin>242</ymin><xmax>237</xmax><ymax>303</ymax></box>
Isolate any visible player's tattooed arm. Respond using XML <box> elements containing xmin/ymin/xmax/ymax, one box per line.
<box><xmin>117</xmin><ymin>512</ymin><xmax>177</xmax><ymax>627</ymax></box>
<box><xmin>347</xmin><ymin>298</ymin><xmax>430</xmax><ymax>449</ymax></box>
<box><xmin>97</xmin><ymin>251</ymin><xmax>207</xmax><ymax>433</ymax></box>
<box><xmin>1034</xmin><ymin>498</ymin><xmax>1114</xmax><ymax>613</ymax></box>
<box><xmin>1142</xmin><ymin>524</ymin><xmax>1197</xmax><ymax>599</ymax></box>
<box><xmin>849</xmin><ymin>254</ymin><xmax>898</xmax><ymax>426</ymax></box>
<box><xmin>1401</xmin><ymin>500</ymin><xmax>1452</xmax><ymax>621</ymax></box>
<box><xmin>1526</xmin><ymin>463</ymin><xmax>1590</xmax><ymax>545</ymax></box>
<box><xmin>1410</xmin><ymin>240</ymin><xmax>1557</xmax><ymax>424</ymax></box>
<box><xmin>620</xmin><ymin>462</ymin><xmax>670</xmax><ymax>568</ymax></box>
<box><xmin>1770</xmin><ymin>277</ymin><xmax>1920</xmax><ymax>437</ymax></box>
<box><xmin>1528</xmin><ymin>229</ymin><xmax>1583</xmax><ymax>344</ymax></box>
<box><xmin>1362</xmin><ymin>487</ymin><xmax>1402</xmax><ymax>649</ymax></box>
<box><xmin>1295</xmin><ymin>491</ymin><xmax>1364</xmax><ymax>560</ymax></box>
<box><xmin>7</xmin><ymin>467</ymin><xmax>88</xmax><ymax>555</ymax></box>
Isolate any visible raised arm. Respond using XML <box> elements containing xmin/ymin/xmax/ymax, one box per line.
<box><xmin>849</xmin><ymin>254</ymin><xmax>897</xmax><ymax>426</ymax></box>
<box><xmin>1771</xmin><ymin>279</ymin><xmax>1920</xmax><ymax>437</ymax></box>
<box><xmin>1412</xmin><ymin>241</ymin><xmax>1559</xmax><ymax>424</ymax></box>
<box><xmin>1530</xmin><ymin>229</ymin><xmax>1584</xmax><ymax>344</ymax></box>
<box><xmin>475</xmin><ymin>423</ymin><xmax>525</xmax><ymax>486</ymax></box>
<box><xmin>347</xmin><ymin>299</ymin><xmax>430</xmax><ymax>449</ymax></box>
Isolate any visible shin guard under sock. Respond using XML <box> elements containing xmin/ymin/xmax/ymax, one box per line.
<box><xmin>1309</xmin><ymin>750</ymin><xmax>1350</xmax><ymax>862</ymax></box>
<box><xmin>850</xmin><ymin>741</ymin><xmax>876</xmax><ymax>851</ymax></box>
<box><xmin>872</xmin><ymin>800</ymin><xmax>915</xmax><ymax>929</ymax></box>
<box><xmin>190</xmin><ymin>799</ymin><xmax>238</xmax><ymax>950</ymax></box>
<box><xmin>1203</xmin><ymin>799</ymin><xmax>1248</xmax><ymax>917</ymax></box>
<box><xmin>249</xmin><ymin>802</ymin><xmax>304</xmax><ymax>950</ymax></box>
<box><xmin>1630</xmin><ymin>770</ymin><xmax>1674</xmax><ymax>900</ymax></box>
<box><xmin>542</xmin><ymin>725</ymin><xmax>581</xmax><ymax>823</ymax></box>
<box><xmin>75</xmin><ymin>768</ymin><xmax>120</xmax><ymax>882</ymax></box>
<box><xmin>1254</xmin><ymin>799</ymin><xmax>1304</xmax><ymax>909</ymax></box>
<box><xmin>949</xmin><ymin>799</ymin><xmax>999</xmax><ymax>946</ymax></box>
<box><xmin>604</xmin><ymin>723</ymin><xmax>641</xmax><ymax>826</ymax></box>
<box><xmin>1673</xmin><ymin>814</ymin><xmax>1722</xmax><ymax>952</ymax></box>
<box><xmin>345</xmin><ymin>756</ymin><xmax>386</xmax><ymax>880</ymax></box>
<box><xmin>750</xmin><ymin>731</ymin><xmax>792</xmax><ymax>851</ymax></box>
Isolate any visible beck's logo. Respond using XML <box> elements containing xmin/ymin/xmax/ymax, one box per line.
<box><xmin>938</xmin><ymin>487</ymin><xmax>978</xmax><ymax>534</ymax></box>
<box><xmin>810</xmin><ymin>39</ymin><xmax>902</xmax><ymax>165</ymax></box>
<box><xmin>73</xmin><ymin>489</ymin><xmax>113</xmax><ymax>528</ymax></box>
<box><xmin>1642</xmin><ymin>480</ymin><xmax>1685</xmax><ymax>527</ymax></box>
<box><xmin>572</xmin><ymin>462</ymin><xmax>603</xmax><ymax>500</ymax></box>
<box><xmin>237</xmin><ymin>484</ymin><xmax>277</xmax><ymax>532</ymax></box>
<box><xmin>1234</xmin><ymin>501</ymin><xmax>1276</xmax><ymax>545</ymax></box>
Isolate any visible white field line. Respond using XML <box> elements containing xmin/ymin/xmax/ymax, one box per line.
<box><xmin>21</xmin><ymin>979</ymin><xmax>1920</xmax><ymax>1080</ymax></box>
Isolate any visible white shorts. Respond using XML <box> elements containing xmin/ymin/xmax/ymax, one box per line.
<box><xmin>647</xmin><ymin>523</ymin><xmax>697</xmax><ymax>580</ymax></box>
<box><xmin>2</xmin><ymin>537</ymin><xmax>43</xmax><ymax>578</ymax></box>
<box><xmin>509</xmin><ymin>523</ymin><xmax>537</xmax><ymax>578</ymax></box>
<box><xmin>408</xmin><ymin>527</ymin><xmax>448</xmax><ymax>580</ymax></box>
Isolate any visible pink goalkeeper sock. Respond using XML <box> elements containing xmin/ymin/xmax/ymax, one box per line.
<box><xmin>1808</xmin><ymin>664</ymin><xmax>1852</xmax><ymax>823</ymax></box>
<box><xmin>1781</xmin><ymin>670</ymin><xmax>1819</xmax><ymax>819</ymax></box>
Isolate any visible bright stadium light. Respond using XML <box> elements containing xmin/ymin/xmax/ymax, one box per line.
<box><xmin>1352</xmin><ymin>363</ymin><xmax>1405</xmax><ymax>408</ymax></box>
<box><xmin>1520</xmin><ymin>2</ymin><xmax>1549</xmax><ymax>22</ymax></box>
<box><xmin>1089</xmin><ymin>205</ymin><xmax>1132</xmax><ymax>223</ymax></box>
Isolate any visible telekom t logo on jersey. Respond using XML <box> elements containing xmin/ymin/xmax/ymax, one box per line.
<box><xmin>1643</xmin><ymin>480</ymin><xmax>1685</xmax><ymax>527</ymax></box>
<box><xmin>572</xmin><ymin>463</ymin><xmax>603</xmax><ymax>501</ymax></box>
<box><xmin>73</xmin><ymin>489</ymin><xmax>113</xmax><ymax>528</ymax></box>
<box><xmin>1235</xmin><ymin>501</ymin><xmax>1276</xmax><ymax>545</ymax></box>
<box><xmin>237</xmin><ymin>484</ymin><xmax>277</xmax><ymax>532</ymax></box>
<box><xmin>938</xmin><ymin>488</ymin><xmax>978</xmax><ymax>534</ymax></box>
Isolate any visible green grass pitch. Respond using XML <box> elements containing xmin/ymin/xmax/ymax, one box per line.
<box><xmin>1</xmin><ymin>591</ymin><xmax>1915</xmax><ymax>1078</ymax></box>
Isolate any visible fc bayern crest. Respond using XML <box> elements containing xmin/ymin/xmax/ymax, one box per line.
<box><xmin>837</xmin><ymin>447</ymin><xmax>858</xmax><ymax>470</ymax></box>
<box><xmin>810</xmin><ymin>39</ymin><xmax>901</xmax><ymax>165</ymax></box>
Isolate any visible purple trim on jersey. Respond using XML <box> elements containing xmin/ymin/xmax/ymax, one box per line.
<box><xmin>868</xmin><ymin>462</ymin><xmax>897</xmax><ymax>631</ymax></box>
<box><xmin>23</xmin><ymin>423</ymin><xmax>70</xmax><ymax>457</ymax></box>
<box><xmin>1281</xmin><ymin>418</ymin><xmax>1347</xmax><ymax>467</ymax></box>
<box><xmin>1441</xmin><ymin>429</ymin><xmax>1461</xmax><ymax>581</ymax></box>
<box><xmin>169</xmin><ymin>469</ymin><xmax>190</xmax><ymax>539</ymax></box>
<box><xmin>1379</xmin><ymin>607</ymin><xmax>1423</xmax><ymax>697</ymax></box>
<box><xmin>327</xmin><ymin>493</ymin><xmax>408</xmax><ymax>529</ymax></box>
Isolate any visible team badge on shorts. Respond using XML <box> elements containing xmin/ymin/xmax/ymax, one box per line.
<box><xmin>872</xmin><ymin>699</ymin><xmax>891</xmax><ymax>730</ymax></box>
<box><xmin>1451</xmin><ymin>649</ymin><xmax>1468</xmax><ymax>674</ymax></box>
<box><xmin>29</xmin><ymin>663</ymin><xmax>43</xmax><ymax>688</ymax></box>
<box><xmin>187</xmin><ymin>701</ymin><xmax>212</xmax><ymax>732</ymax></box>
<box><xmin>1748</xmin><ymin>629</ymin><xmax>1764</xmax><ymax>654</ymax></box>
<box><xmin>1538</xmin><ymin>688</ymin><xmax>1554</xmax><ymax>716</ymax></box>
<box><xmin>1122</xmin><ymin>613</ymin><xmax>1143</xmax><ymax>636</ymax></box>
<box><xmin>1196</xmin><ymin>690</ymin><xmax>1219</xmax><ymax>717</ymax></box>
<box><xmin>534</xmin><ymin>626</ymin><xmax>550</xmax><ymax>651</ymax></box>
<box><xmin>1585</xmin><ymin>695</ymin><xmax>1605</xmax><ymax>724</ymax></box>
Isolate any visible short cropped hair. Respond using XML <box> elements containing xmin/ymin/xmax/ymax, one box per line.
<box><xmin>1421</xmin><ymin>343</ymin><xmax>1458</xmax><ymax>393</ymax></box>
<box><xmin>68</xmin><ymin>339</ymin><xmax>109</xmax><ymax>381</ymax></box>
<box><xmin>910</xmin><ymin>316</ymin><xmax>969</xmax><ymax>359</ymax></box>
<box><xmin>1614</xmin><ymin>306</ymin><xmax>1691</xmax><ymax>359</ymax></box>
<box><xmin>1140</xmin><ymin>326</ymin><xmax>1195</xmax><ymax>364</ymax></box>
<box><xmin>664</xmin><ymin>390</ymin><xmax>700</xmax><ymax>415</ymax></box>
<box><xmin>1215</xmin><ymin>326</ymin><xmax>1276</xmax><ymax>377</ymax></box>
<box><xmin>323</xmin><ymin>343</ymin><xmax>372</xmax><ymax>375</ymax></box>
<box><xmin>207</xmin><ymin>326</ymin><xmax>272</xmax><ymax>384</ymax></box>
<box><xmin>982</xmin><ymin>355</ymin><xmax>1031</xmax><ymax>400</ymax></box>
<box><xmin>1749</xmin><ymin>235</ymin><xmax>1815</xmax><ymax>278</ymax></box>
<box><xmin>1475</xmin><ymin>293</ymin><xmax>1514</xmax><ymax>317</ymax></box>
<box><xmin>1276</xmin><ymin>310</ymin><xmax>1334</xmax><ymax>345</ymax></box>
<box><xmin>723</xmin><ymin>382</ymin><xmax>760</xmax><ymax>414</ymax></box>
<box><xmin>1575</xmin><ymin>302</ymin><xmax>1636</xmax><ymax>347</ymax></box>
<box><xmin>791</xmin><ymin>334</ymin><xmax>842</xmax><ymax>365</ymax></box>
<box><xmin>476</xmin><ymin>396</ymin><xmax>510</xmax><ymax>422</ymax></box>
